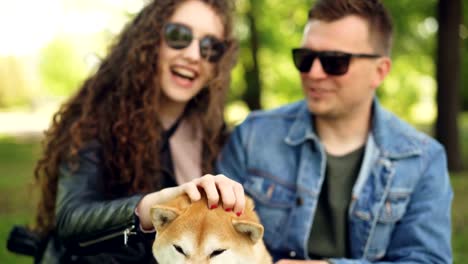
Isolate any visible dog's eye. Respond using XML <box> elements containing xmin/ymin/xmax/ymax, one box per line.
<box><xmin>173</xmin><ymin>244</ymin><xmax>187</xmax><ymax>256</ymax></box>
<box><xmin>209</xmin><ymin>249</ymin><xmax>226</xmax><ymax>258</ymax></box>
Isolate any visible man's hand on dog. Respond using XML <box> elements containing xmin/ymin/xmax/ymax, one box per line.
<box><xmin>136</xmin><ymin>174</ymin><xmax>245</xmax><ymax>230</ymax></box>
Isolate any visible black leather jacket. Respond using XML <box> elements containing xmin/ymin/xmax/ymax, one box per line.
<box><xmin>42</xmin><ymin>141</ymin><xmax>160</xmax><ymax>264</ymax></box>
<box><xmin>39</xmin><ymin>117</ymin><xmax>187</xmax><ymax>263</ymax></box>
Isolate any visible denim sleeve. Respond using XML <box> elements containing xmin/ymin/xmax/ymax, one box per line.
<box><xmin>215</xmin><ymin>119</ymin><xmax>251</xmax><ymax>185</ymax></box>
<box><xmin>330</xmin><ymin>144</ymin><xmax>453</xmax><ymax>264</ymax></box>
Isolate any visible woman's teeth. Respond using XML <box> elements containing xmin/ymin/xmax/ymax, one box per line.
<box><xmin>171</xmin><ymin>67</ymin><xmax>196</xmax><ymax>81</ymax></box>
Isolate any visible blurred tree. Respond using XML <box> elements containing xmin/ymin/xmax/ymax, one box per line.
<box><xmin>436</xmin><ymin>0</ymin><xmax>463</xmax><ymax>171</ymax></box>
<box><xmin>38</xmin><ymin>37</ymin><xmax>88</xmax><ymax>96</ymax></box>
<box><xmin>242</xmin><ymin>0</ymin><xmax>262</xmax><ymax>110</ymax></box>
<box><xmin>461</xmin><ymin>3</ymin><xmax>468</xmax><ymax>111</ymax></box>
<box><xmin>230</xmin><ymin>0</ymin><xmax>309</xmax><ymax>111</ymax></box>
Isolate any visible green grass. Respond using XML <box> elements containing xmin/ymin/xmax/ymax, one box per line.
<box><xmin>0</xmin><ymin>136</ymin><xmax>467</xmax><ymax>263</ymax></box>
<box><xmin>460</xmin><ymin>113</ymin><xmax>468</xmax><ymax>164</ymax></box>
<box><xmin>0</xmin><ymin>136</ymin><xmax>40</xmax><ymax>264</ymax></box>
<box><xmin>451</xmin><ymin>171</ymin><xmax>468</xmax><ymax>263</ymax></box>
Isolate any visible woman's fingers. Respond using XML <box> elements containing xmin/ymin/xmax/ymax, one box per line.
<box><xmin>181</xmin><ymin>181</ymin><xmax>202</xmax><ymax>202</ymax></box>
<box><xmin>196</xmin><ymin>174</ymin><xmax>220</xmax><ymax>209</ymax></box>
<box><xmin>194</xmin><ymin>174</ymin><xmax>245</xmax><ymax>215</ymax></box>
<box><xmin>215</xmin><ymin>175</ymin><xmax>236</xmax><ymax>211</ymax></box>
<box><xmin>232</xmin><ymin>180</ymin><xmax>245</xmax><ymax>216</ymax></box>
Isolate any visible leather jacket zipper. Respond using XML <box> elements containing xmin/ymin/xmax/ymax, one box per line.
<box><xmin>79</xmin><ymin>225</ymin><xmax>137</xmax><ymax>247</ymax></box>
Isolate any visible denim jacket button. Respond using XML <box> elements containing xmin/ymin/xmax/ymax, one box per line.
<box><xmin>289</xmin><ymin>251</ymin><xmax>297</xmax><ymax>257</ymax></box>
<box><xmin>296</xmin><ymin>197</ymin><xmax>303</xmax><ymax>206</ymax></box>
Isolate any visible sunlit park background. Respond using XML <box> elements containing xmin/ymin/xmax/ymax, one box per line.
<box><xmin>0</xmin><ymin>0</ymin><xmax>467</xmax><ymax>263</ymax></box>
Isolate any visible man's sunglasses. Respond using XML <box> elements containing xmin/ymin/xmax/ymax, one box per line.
<box><xmin>163</xmin><ymin>23</ymin><xmax>226</xmax><ymax>63</ymax></box>
<box><xmin>292</xmin><ymin>48</ymin><xmax>381</xmax><ymax>75</ymax></box>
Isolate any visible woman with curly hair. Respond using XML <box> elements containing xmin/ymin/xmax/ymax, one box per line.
<box><xmin>29</xmin><ymin>0</ymin><xmax>243</xmax><ymax>262</ymax></box>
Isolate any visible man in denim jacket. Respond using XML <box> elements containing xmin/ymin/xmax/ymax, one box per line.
<box><xmin>216</xmin><ymin>0</ymin><xmax>453</xmax><ymax>263</ymax></box>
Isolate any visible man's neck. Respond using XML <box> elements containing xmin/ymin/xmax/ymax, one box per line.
<box><xmin>315</xmin><ymin>108</ymin><xmax>372</xmax><ymax>156</ymax></box>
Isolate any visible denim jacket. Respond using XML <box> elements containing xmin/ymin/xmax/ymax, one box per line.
<box><xmin>216</xmin><ymin>99</ymin><xmax>453</xmax><ymax>263</ymax></box>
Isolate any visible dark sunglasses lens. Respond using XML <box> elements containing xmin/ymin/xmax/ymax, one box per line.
<box><xmin>200</xmin><ymin>36</ymin><xmax>225</xmax><ymax>63</ymax></box>
<box><xmin>320</xmin><ymin>55</ymin><xmax>350</xmax><ymax>75</ymax></box>
<box><xmin>292</xmin><ymin>49</ymin><xmax>315</xmax><ymax>73</ymax></box>
<box><xmin>164</xmin><ymin>23</ymin><xmax>192</xmax><ymax>49</ymax></box>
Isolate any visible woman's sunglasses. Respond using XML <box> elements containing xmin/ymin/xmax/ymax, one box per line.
<box><xmin>163</xmin><ymin>23</ymin><xmax>226</xmax><ymax>63</ymax></box>
<box><xmin>292</xmin><ymin>48</ymin><xmax>381</xmax><ymax>76</ymax></box>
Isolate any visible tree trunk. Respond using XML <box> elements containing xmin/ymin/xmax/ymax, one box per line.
<box><xmin>242</xmin><ymin>2</ymin><xmax>262</xmax><ymax>110</ymax></box>
<box><xmin>436</xmin><ymin>0</ymin><xmax>463</xmax><ymax>171</ymax></box>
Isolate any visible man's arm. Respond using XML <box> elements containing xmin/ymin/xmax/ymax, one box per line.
<box><xmin>373</xmin><ymin>144</ymin><xmax>452</xmax><ymax>263</ymax></box>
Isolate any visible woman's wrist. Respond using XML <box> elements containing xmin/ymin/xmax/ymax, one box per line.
<box><xmin>135</xmin><ymin>194</ymin><xmax>153</xmax><ymax>230</ymax></box>
<box><xmin>136</xmin><ymin>186</ymin><xmax>184</xmax><ymax>229</ymax></box>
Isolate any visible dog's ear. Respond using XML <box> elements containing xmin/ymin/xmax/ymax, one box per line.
<box><xmin>150</xmin><ymin>205</ymin><xmax>180</xmax><ymax>232</ymax></box>
<box><xmin>232</xmin><ymin>219</ymin><xmax>264</xmax><ymax>244</ymax></box>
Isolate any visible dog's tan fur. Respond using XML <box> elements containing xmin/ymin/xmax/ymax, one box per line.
<box><xmin>151</xmin><ymin>194</ymin><xmax>272</xmax><ymax>264</ymax></box>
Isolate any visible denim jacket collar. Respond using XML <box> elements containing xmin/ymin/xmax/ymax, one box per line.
<box><xmin>284</xmin><ymin>102</ymin><xmax>318</xmax><ymax>146</ymax></box>
<box><xmin>284</xmin><ymin>98</ymin><xmax>423</xmax><ymax>158</ymax></box>
<box><xmin>370</xmin><ymin>98</ymin><xmax>423</xmax><ymax>159</ymax></box>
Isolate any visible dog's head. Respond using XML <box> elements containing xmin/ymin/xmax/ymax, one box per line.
<box><xmin>150</xmin><ymin>194</ymin><xmax>271</xmax><ymax>264</ymax></box>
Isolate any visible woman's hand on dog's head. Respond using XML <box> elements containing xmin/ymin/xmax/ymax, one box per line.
<box><xmin>184</xmin><ymin>174</ymin><xmax>245</xmax><ymax>216</ymax></box>
<box><xmin>136</xmin><ymin>174</ymin><xmax>245</xmax><ymax>230</ymax></box>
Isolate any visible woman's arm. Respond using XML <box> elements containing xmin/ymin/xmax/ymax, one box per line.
<box><xmin>56</xmin><ymin>143</ymin><xmax>247</xmax><ymax>250</ymax></box>
<box><xmin>55</xmin><ymin>143</ymin><xmax>144</xmax><ymax>253</ymax></box>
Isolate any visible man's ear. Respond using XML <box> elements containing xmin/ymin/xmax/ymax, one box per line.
<box><xmin>150</xmin><ymin>205</ymin><xmax>180</xmax><ymax>232</ymax></box>
<box><xmin>232</xmin><ymin>219</ymin><xmax>264</xmax><ymax>244</ymax></box>
<box><xmin>371</xmin><ymin>56</ymin><xmax>392</xmax><ymax>89</ymax></box>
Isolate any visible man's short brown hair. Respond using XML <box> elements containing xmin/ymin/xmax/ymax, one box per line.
<box><xmin>308</xmin><ymin>0</ymin><xmax>393</xmax><ymax>55</ymax></box>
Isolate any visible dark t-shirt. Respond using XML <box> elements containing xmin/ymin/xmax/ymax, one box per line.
<box><xmin>308</xmin><ymin>145</ymin><xmax>365</xmax><ymax>259</ymax></box>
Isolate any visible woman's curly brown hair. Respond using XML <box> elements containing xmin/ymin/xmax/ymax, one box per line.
<box><xmin>33</xmin><ymin>0</ymin><xmax>237</xmax><ymax>236</ymax></box>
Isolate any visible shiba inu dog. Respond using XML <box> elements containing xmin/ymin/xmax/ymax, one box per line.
<box><xmin>150</xmin><ymin>193</ymin><xmax>272</xmax><ymax>264</ymax></box>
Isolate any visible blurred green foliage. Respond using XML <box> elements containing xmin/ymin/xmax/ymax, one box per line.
<box><xmin>0</xmin><ymin>0</ymin><xmax>466</xmax><ymax>119</ymax></box>
<box><xmin>379</xmin><ymin>0</ymin><xmax>438</xmax><ymax>123</ymax></box>
<box><xmin>38</xmin><ymin>37</ymin><xmax>89</xmax><ymax>96</ymax></box>
<box><xmin>231</xmin><ymin>0</ymin><xmax>309</xmax><ymax>109</ymax></box>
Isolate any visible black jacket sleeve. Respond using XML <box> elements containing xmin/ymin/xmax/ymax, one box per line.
<box><xmin>54</xmin><ymin>141</ymin><xmax>149</xmax><ymax>255</ymax></box>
